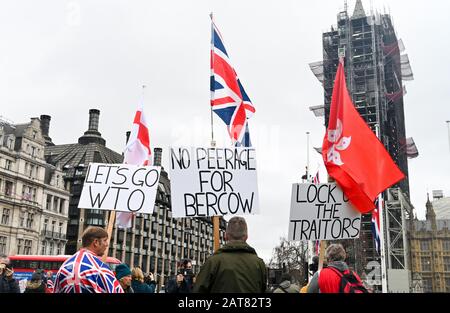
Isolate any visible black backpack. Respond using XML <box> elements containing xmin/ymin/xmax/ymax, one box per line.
<box><xmin>328</xmin><ymin>267</ymin><xmax>369</xmax><ymax>293</ymax></box>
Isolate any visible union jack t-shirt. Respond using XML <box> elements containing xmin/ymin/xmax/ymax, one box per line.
<box><xmin>53</xmin><ymin>249</ymin><xmax>124</xmax><ymax>293</ymax></box>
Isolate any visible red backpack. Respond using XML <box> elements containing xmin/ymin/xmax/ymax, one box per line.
<box><xmin>325</xmin><ymin>267</ymin><xmax>368</xmax><ymax>293</ymax></box>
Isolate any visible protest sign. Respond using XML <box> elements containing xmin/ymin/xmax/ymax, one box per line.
<box><xmin>169</xmin><ymin>147</ymin><xmax>259</xmax><ymax>217</ymax></box>
<box><xmin>78</xmin><ymin>163</ymin><xmax>160</xmax><ymax>214</ymax></box>
<box><xmin>288</xmin><ymin>183</ymin><xmax>361</xmax><ymax>241</ymax></box>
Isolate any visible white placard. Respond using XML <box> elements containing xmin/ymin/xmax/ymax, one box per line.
<box><xmin>169</xmin><ymin>147</ymin><xmax>259</xmax><ymax>217</ymax></box>
<box><xmin>288</xmin><ymin>183</ymin><xmax>361</xmax><ymax>241</ymax></box>
<box><xmin>78</xmin><ymin>163</ymin><xmax>160</xmax><ymax>214</ymax></box>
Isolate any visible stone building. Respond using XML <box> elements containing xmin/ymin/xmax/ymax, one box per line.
<box><xmin>410</xmin><ymin>193</ymin><xmax>450</xmax><ymax>292</ymax></box>
<box><xmin>0</xmin><ymin>116</ymin><xmax>70</xmax><ymax>256</ymax></box>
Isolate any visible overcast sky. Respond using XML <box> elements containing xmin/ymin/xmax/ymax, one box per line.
<box><xmin>1</xmin><ymin>0</ymin><xmax>449</xmax><ymax>262</ymax></box>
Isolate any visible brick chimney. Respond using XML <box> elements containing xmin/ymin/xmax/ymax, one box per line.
<box><xmin>78</xmin><ymin>109</ymin><xmax>106</xmax><ymax>145</ymax></box>
<box><xmin>40</xmin><ymin>114</ymin><xmax>54</xmax><ymax>146</ymax></box>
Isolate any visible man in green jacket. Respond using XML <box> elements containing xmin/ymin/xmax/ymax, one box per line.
<box><xmin>193</xmin><ymin>216</ymin><xmax>267</xmax><ymax>293</ymax></box>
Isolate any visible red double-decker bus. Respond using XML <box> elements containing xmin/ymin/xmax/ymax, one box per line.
<box><xmin>9</xmin><ymin>255</ymin><xmax>121</xmax><ymax>292</ymax></box>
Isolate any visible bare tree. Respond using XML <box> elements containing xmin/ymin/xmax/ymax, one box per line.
<box><xmin>269</xmin><ymin>237</ymin><xmax>308</xmax><ymax>286</ymax></box>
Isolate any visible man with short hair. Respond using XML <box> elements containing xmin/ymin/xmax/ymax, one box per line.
<box><xmin>53</xmin><ymin>226</ymin><xmax>124</xmax><ymax>293</ymax></box>
<box><xmin>0</xmin><ymin>254</ymin><xmax>20</xmax><ymax>293</ymax></box>
<box><xmin>166</xmin><ymin>258</ymin><xmax>194</xmax><ymax>293</ymax></box>
<box><xmin>193</xmin><ymin>216</ymin><xmax>267</xmax><ymax>293</ymax></box>
<box><xmin>308</xmin><ymin>243</ymin><xmax>367</xmax><ymax>293</ymax></box>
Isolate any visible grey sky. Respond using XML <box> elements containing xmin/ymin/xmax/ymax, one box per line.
<box><xmin>1</xmin><ymin>0</ymin><xmax>449</xmax><ymax>262</ymax></box>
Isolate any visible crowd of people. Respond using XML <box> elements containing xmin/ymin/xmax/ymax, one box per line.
<box><xmin>0</xmin><ymin>216</ymin><xmax>370</xmax><ymax>294</ymax></box>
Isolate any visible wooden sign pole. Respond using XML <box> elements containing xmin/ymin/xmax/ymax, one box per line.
<box><xmin>318</xmin><ymin>240</ymin><xmax>327</xmax><ymax>271</ymax></box>
<box><xmin>102</xmin><ymin>210</ymin><xmax>116</xmax><ymax>263</ymax></box>
<box><xmin>213</xmin><ymin>216</ymin><xmax>220</xmax><ymax>252</ymax></box>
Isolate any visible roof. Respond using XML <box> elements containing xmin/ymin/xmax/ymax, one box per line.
<box><xmin>352</xmin><ymin>0</ymin><xmax>366</xmax><ymax>19</ymax></box>
<box><xmin>45</xmin><ymin>142</ymin><xmax>123</xmax><ymax>170</ymax></box>
<box><xmin>414</xmin><ymin>219</ymin><xmax>450</xmax><ymax>232</ymax></box>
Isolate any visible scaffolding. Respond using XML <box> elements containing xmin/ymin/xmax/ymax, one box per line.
<box><xmin>309</xmin><ymin>1</ymin><xmax>417</xmax><ymax>291</ymax></box>
<box><xmin>384</xmin><ymin>188</ymin><xmax>414</xmax><ymax>291</ymax></box>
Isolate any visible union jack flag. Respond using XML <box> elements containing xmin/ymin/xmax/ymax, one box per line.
<box><xmin>53</xmin><ymin>249</ymin><xmax>124</xmax><ymax>293</ymax></box>
<box><xmin>312</xmin><ymin>170</ymin><xmax>320</xmax><ymax>185</ymax></box>
<box><xmin>46</xmin><ymin>279</ymin><xmax>54</xmax><ymax>293</ymax></box>
<box><xmin>371</xmin><ymin>197</ymin><xmax>382</xmax><ymax>255</ymax></box>
<box><xmin>210</xmin><ymin>15</ymin><xmax>255</xmax><ymax>145</ymax></box>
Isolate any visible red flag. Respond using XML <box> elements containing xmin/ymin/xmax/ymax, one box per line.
<box><xmin>322</xmin><ymin>61</ymin><xmax>405</xmax><ymax>213</ymax></box>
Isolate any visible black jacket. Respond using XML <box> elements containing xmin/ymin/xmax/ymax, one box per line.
<box><xmin>166</xmin><ymin>276</ymin><xmax>193</xmax><ymax>293</ymax></box>
<box><xmin>0</xmin><ymin>274</ymin><xmax>20</xmax><ymax>293</ymax></box>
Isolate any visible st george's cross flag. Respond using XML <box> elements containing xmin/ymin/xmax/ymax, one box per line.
<box><xmin>116</xmin><ymin>102</ymin><xmax>153</xmax><ymax>228</ymax></box>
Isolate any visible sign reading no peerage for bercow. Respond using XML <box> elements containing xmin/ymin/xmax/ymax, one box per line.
<box><xmin>169</xmin><ymin>147</ymin><xmax>259</xmax><ymax>217</ymax></box>
<box><xmin>78</xmin><ymin>163</ymin><xmax>161</xmax><ymax>214</ymax></box>
<box><xmin>288</xmin><ymin>183</ymin><xmax>361</xmax><ymax>241</ymax></box>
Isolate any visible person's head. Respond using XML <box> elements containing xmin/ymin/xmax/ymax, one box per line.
<box><xmin>116</xmin><ymin>264</ymin><xmax>132</xmax><ymax>288</ymax></box>
<box><xmin>181</xmin><ymin>258</ymin><xmax>192</xmax><ymax>270</ymax></box>
<box><xmin>325</xmin><ymin>243</ymin><xmax>346</xmax><ymax>263</ymax></box>
<box><xmin>81</xmin><ymin>226</ymin><xmax>109</xmax><ymax>256</ymax></box>
<box><xmin>46</xmin><ymin>271</ymin><xmax>53</xmax><ymax>278</ymax></box>
<box><xmin>0</xmin><ymin>254</ymin><xmax>10</xmax><ymax>275</ymax></box>
<box><xmin>309</xmin><ymin>255</ymin><xmax>319</xmax><ymax>273</ymax></box>
<box><xmin>225</xmin><ymin>216</ymin><xmax>248</xmax><ymax>242</ymax></box>
<box><xmin>31</xmin><ymin>272</ymin><xmax>42</xmax><ymax>282</ymax></box>
<box><xmin>131</xmin><ymin>267</ymin><xmax>144</xmax><ymax>283</ymax></box>
<box><xmin>280</xmin><ymin>272</ymin><xmax>292</xmax><ymax>283</ymax></box>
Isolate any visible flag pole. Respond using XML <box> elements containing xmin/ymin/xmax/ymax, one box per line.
<box><xmin>103</xmin><ymin>85</ymin><xmax>148</xmax><ymax>263</ymax></box>
<box><xmin>375</xmin><ymin>123</ymin><xmax>388</xmax><ymax>293</ymax></box>
<box><xmin>306</xmin><ymin>131</ymin><xmax>315</xmax><ymax>279</ymax></box>
<box><xmin>210</xmin><ymin>12</ymin><xmax>220</xmax><ymax>253</ymax></box>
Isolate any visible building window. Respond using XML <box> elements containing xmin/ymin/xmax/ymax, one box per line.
<box><xmin>19</xmin><ymin>211</ymin><xmax>25</xmax><ymax>227</ymax></box>
<box><xmin>0</xmin><ymin>236</ymin><xmax>7</xmax><ymax>254</ymax></box>
<box><xmin>59</xmin><ymin>222</ymin><xmax>63</xmax><ymax>235</ymax></box>
<box><xmin>59</xmin><ymin>200</ymin><xmax>65</xmax><ymax>214</ymax></box>
<box><xmin>444</xmin><ymin>257</ymin><xmax>450</xmax><ymax>272</ymax></box>
<box><xmin>44</xmin><ymin>219</ymin><xmax>48</xmax><ymax>232</ymax></box>
<box><xmin>5</xmin><ymin>159</ymin><xmax>12</xmax><ymax>170</ymax></box>
<box><xmin>443</xmin><ymin>240</ymin><xmax>450</xmax><ymax>251</ymax></box>
<box><xmin>7</xmin><ymin>137</ymin><xmax>14</xmax><ymax>149</ymax></box>
<box><xmin>420</xmin><ymin>241</ymin><xmax>430</xmax><ymax>251</ymax></box>
<box><xmin>423</xmin><ymin>278</ymin><xmax>433</xmax><ymax>293</ymax></box>
<box><xmin>41</xmin><ymin>241</ymin><xmax>47</xmax><ymax>255</ymax></box>
<box><xmin>56</xmin><ymin>243</ymin><xmax>62</xmax><ymax>255</ymax></box>
<box><xmin>1</xmin><ymin>208</ymin><xmax>10</xmax><ymax>225</ymax></box>
<box><xmin>421</xmin><ymin>257</ymin><xmax>432</xmax><ymax>272</ymax></box>
<box><xmin>17</xmin><ymin>239</ymin><xmax>23</xmax><ymax>254</ymax></box>
<box><xmin>5</xmin><ymin>181</ymin><xmax>13</xmax><ymax>196</ymax></box>
<box><xmin>46</xmin><ymin>195</ymin><xmax>52</xmax><ymax>211</ymax></box>
<box><xmin>446</xmin><ymin>278</ymin><xmax>450</xmax><ymax>293</ymax></box>
<box><xmin>26</xmin><ymin>213</ymin><xmax>34</xmax><ymax>229</ymax></box>
<box><xmin>51</xmin><ymin>220</ymin><xmax>56</xmax><ymax>233</ymax></box>
<box><xmin>53</xmin><ymin>197</ymin><xmax>58</xmax><ymax>212</ymax></box>
<box><xmin>49</xmin><ymin>242</ymin><xmax>54</xmax><ymax>255</ymax></box>
<box><xmin>22</xmin><ymin>185</ymin><xmax>32</xmax><ymax>201</ymax></box>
